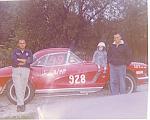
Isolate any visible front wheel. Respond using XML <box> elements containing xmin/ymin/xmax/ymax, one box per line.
<box><xmin>6</xmin><ymin>80</ymin><xmax>35</xmax><ymax>105</ymax></box>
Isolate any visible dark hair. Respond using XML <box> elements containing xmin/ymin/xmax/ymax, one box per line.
<box><xmin>114</xmin><ymin>32</ymin><xmax>122</xmax><ymax>36</ymax></box>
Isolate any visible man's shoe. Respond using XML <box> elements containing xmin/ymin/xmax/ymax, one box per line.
<box><xmin>20</xmin><ymin>105</ymin><xmax>25</xmax><ymax>112</ymax></box>
<box><xmin>17</xmin><ymin>105</ymin><xmax>25</xmax><ymax>112</ymax></box>
<box><xmin>17</xmin><ymin>105</ymin><xmax>21</xmax><ymax>112</ymax></box>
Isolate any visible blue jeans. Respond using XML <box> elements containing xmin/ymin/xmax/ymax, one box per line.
<box><xmin>110</xmin><ymin>64</ymin><xmax>126</xmax><ymax>95</ymax></box>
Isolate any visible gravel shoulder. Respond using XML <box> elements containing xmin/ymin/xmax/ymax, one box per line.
<box><xmin>0</xmin><ymin>84</ymin><xmax>148</xmax><ymax>119</ymax></box>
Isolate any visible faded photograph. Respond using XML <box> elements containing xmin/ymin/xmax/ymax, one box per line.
<box><xmin>0</xmin><ymin>0</ymin><xmax>148</xmax><ymax>119</ymax></box>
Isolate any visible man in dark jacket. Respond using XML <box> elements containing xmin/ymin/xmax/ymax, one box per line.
<box><xmin>107</xmin><ymin>33</ymin><xmax>131</xmax><ymax>95</ymax></box>
<box><xmin>12</xmin><ymin>39</ymin><xmax>33</xmax><ymax>112</ymax></box>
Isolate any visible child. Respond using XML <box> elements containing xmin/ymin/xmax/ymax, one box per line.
<box><xmin>92</xmin><ymin>42</ymin><xmax>107</xmax><ymax>73</ymax></box>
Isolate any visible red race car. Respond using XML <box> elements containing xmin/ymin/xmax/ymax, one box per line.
<box><xmin>0</xmin><ymin>48</ymin><xmax>148</xmax><ymax>104</ymax></box>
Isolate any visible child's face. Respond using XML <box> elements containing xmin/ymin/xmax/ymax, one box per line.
<box><xmin>98</xmin><ymin>46</ymin><xmax>103</xmax><ymax>51</ymax></box>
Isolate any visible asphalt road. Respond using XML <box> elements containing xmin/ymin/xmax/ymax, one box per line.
<box><xmin>0</xmin><ymin>84</ymin><xmax>148</xmax><ymax>119</ymax></box>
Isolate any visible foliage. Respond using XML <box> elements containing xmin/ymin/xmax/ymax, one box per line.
<box><xmin>0</xmin><ymin>0</ymin><xmax>148</xmax><ymax>67</ymax></box>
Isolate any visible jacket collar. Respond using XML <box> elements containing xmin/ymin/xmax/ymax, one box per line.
<box><xmin>16</xmin><ymin>48</ymin><xmax>27</xmax><ymax>53</ymax></box>
<box><xmin>113</xmin><ymin>40</ymin><xmax>124</xmax><ymax>45</ymax></box>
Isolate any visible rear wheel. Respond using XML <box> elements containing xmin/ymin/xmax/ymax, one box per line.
<box><xmin>6</xmin><ymin>80</ymin><xmax>35</xmax><ymax>105</ymax></box>
<box><xmin>104</xmin><ymin>73</ymin><xmax>136</xmax><ymax>94</ymax></box>
<box><xmin>125</xmin><ymin>73</ymin><xmax>136</xmax><ymax>94</ymax></box>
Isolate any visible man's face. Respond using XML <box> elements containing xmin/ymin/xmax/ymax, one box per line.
<box><xmin>114</xmin><ymin>34</ymin><xmax>121</xmax><ymax>43</ymax></box>
<box><xmin>18</xmin><ymin>40</ymin><xmax>26</xmax><ymax>50</ymax></box>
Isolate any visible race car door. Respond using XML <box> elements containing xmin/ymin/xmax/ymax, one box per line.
<box><xmin>65</xmin><ymin>52</ymin><xmax>85</xmax><ymax>88</ymax></box>
<box><xmin>67</xmin><ymin>53</ymin><xmax>107</xmax><ymax>88</ymax></box>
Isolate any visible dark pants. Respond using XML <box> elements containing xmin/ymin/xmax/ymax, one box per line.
<box><xmin>110</xmin><ymin>64</ymin><xmax>126</xmax><ymax>95</ymax></box>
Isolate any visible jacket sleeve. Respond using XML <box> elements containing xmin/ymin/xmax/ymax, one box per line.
<box><xmin>26</xmin><ymin>50</ymin><xmax>33</xmax><ymax>64</ymax></box>
<box><xmin>125</xmin><ymin>45</ymin><xmax>132</xmax><ymax>66</ymax></box>
<box><xmin>103</xmin><ymin>51</ymin><xmax>107</xmax><ymax>68</ymax></box>
<box><xmin>92</xmin><ymin>51</ymin><xmax>97</xmax><ymax>63</ymax></box>
<box><xmin>12</xmin><ymin>49</ymin><xmax>19</xmax><ymax>66</ymax></box>
<box><xmin>107</xmin><ymin>45</ymin><xmax>111</xmax><ymax>64</ymax></box>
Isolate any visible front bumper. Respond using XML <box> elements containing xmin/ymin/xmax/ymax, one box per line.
<box><xmin>137</xmin><ymin>76</ymin><xmax>148</xmax><ymax>85</ymax></box>
<box><xmin>137</xmin><ymin>76</ymin><xmax>148</xmax><ymax>80</ymax></box>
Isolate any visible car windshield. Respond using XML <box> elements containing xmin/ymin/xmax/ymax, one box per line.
<box><xmin>33</xmin><ymin>54</ymin><xmax>38</xmax><ymax>62</ymax></box>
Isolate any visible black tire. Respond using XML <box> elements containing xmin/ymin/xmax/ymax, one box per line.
<box><xmin>125</xmin><ymin>73</ymin><xmax>137</xmax><ymax>94</ymax></box>
<box><xmin>6</xmin><ymin>80</ymin><xmax>35</xmax><ymax>105</ymax></box>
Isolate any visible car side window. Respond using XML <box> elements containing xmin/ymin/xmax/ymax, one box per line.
<box><xmin>68</xmin><ymin>53</ymin><xmax>81</xmax><ymax>64</ymax></box>
<box><xmin>46</xmin><ymin>53</ymin><xmax>66</xmax><ymax>66</ymax></box>
<box><xmin>32</xmin><ymin>55</ymin><xmax>48</xmax><ymax>66</ymax></box>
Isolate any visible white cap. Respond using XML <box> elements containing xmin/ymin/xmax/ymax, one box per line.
<box><xmin>97</xmin><ymin>42</ymin><xmax>106</xmax><ymax>47</ymax></box>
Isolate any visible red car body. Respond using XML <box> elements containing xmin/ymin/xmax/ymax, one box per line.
<box><xmin>0</xmin><ymin>48</ymin><xmax>148</xmax><ymax>103</ymax></box>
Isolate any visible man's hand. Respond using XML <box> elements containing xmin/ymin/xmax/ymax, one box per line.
<box><xmin>17</xmin><ymin>59</ymin><xmax>27</xmax><ymax>66</ymax></box>
<box><xmin>17</xmin><ymin>59</ymin><xmax>27</xmax><ymax>63</ymax></box>
<box><xmin>18</xmin><ymin>62</ymin><xmax>25</xmax><ymax>65</ymax></box>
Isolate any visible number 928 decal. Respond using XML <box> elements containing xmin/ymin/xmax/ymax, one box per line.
<box><xmin>69</xmin><ymin>74</ymin><xmax>86</xmax><ymax>84</ymax></box>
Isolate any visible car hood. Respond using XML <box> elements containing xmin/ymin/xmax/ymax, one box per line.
<box><xmin>131</xmin><ymin>62</ymin><xmax>147</xmax><ymax>66</ymax></box>
<box><xmin>0</xmin><ymin>66</ymin><xmax>12</xmax><ymax>77</ymax></box>
<box><xmin>130</xmin><ymin>62</ymin><xmax>147</xmax><ymax>67</ymax></box>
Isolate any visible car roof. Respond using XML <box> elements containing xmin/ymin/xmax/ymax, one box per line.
<box><xmin>34</xmin><ymin>48</ymin><xmax>70</xmax><ymax>58</ymax></box>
